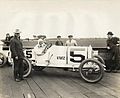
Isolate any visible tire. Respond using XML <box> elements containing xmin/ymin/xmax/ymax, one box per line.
<box><xmin>79</xmin><ymin>58</ymin><xmax>104</xmax><ymax>83</ymax></box>
<box><xmin>93</xmin><ymin>55</ymin><xmax>105</xmax><ymax>65</ymax></box>
<box><xmin>23</xmin><ymin>58</ymin><xmax>32</xmax><ymax>78</ymax></box>
<box><xmin>33</xmin><ymin>66</ymin><xmax>45</xmax><ymax>71</ymax></box>
<box><xmin>0</xmin><ymin>52</ymin><xmax>7</xmax><ymax>67</ymax></box>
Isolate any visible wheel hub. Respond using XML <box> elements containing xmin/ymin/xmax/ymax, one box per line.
<box><xmin>88</xmin><ymin>68</ymin><xmax>93</xmax><ymax>73</ymax></box>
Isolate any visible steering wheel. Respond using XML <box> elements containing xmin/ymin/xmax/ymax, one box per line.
<box><xmin>42</xmin><ymin>43</ymin><xmax>52</xmax><ymax>54</ymax></box>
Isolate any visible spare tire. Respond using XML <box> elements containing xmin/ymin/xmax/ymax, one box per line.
<box><xmin>0</xmin><ymin>52</ymin><xmax>7</xmax><ymax>67</ymax></box>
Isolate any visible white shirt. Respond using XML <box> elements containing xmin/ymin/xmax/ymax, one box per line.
<box><xmin>65</xmin><ymin>39</ymin><xmax>77</xmax><ymax>46</ymax></box>
<box><xmin>34</xmin><ymin>43</ymin><xmax>47</xmax><ymax>56</ymax></box>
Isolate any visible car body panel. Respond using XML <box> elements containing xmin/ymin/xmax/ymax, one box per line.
<box><xmin>30</xmin><ymin>45</ymin><xmax>94</xmax><ymax>68</ymax></box>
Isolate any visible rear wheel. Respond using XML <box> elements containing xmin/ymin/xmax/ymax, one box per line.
<box><xmin>79</xmin><ymin>59</ymin><xmax>104</xmax><ymax>83</ymax></box>
<box><xmin>0</xmin><ymin>52</ymin><xmax>7</xmax><ymax>67</ymax></box>
<box><xmin>23</xmin><ymin>58</ymin><xmax>32</xmax><ymax>78</ymax></box>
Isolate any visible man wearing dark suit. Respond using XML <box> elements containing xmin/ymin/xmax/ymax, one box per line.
<box><xmin>10</xmin><ymin>29</ymin><xmax>25</xmax><ymax>82</ymax></box>
<box><xmin>106</xmin><ymin>32</ymin><xmax>120</xmax><ymax>72</ymax></box>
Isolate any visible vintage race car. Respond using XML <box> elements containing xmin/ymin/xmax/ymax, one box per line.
<box><xmin>24</xmin><ymin>44</ymin><xmax>105</xmax><ymax>83</ymax></box>
<box><xmin>0</xmin><ymin>41</ymin><xmax>105</xmax><ymax>83</ymax></box>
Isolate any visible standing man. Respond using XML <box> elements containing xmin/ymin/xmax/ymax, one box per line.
<box><xmin>106</xmin><ymin>32</ymin><xmax>120</xmax><ymax>72</ymax></box>
<box><xmin>10</xmin><ymin>29</ymin><xmax>24</xmax><ymax>82</ymax></box>
<box><xmin>106</xmin><ymin>32</ymin><xmax>113</xmax><ymax>50</ymax></box>
<box><xmin>5</xmin><ymin>33</ymin><xmax>11</xmax><ymax>46</ymax></box>
<box><xmin>55</xmin><ymin>35</ymin><xmax>63</xmax><ymax>46</ymax></box>
<box><xmin>106</xmin><ymin>32</ymin><xmax>114</xmax><ymax>71</ymax></box>
<box><xmin>65</xmin><ymin>35</ymin><xmax>77</xmax><ymax>46</ymax></box>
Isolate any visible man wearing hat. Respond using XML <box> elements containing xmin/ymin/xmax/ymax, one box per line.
<box><xmin>55</xmin><ymin>35</ymin><xmax>63</xmax><ymax>46</ymax></box>
<box><xmin>10</xmin><ymin>29</ymin><xmax>24</xmax><ymax>82</ymax></box>
<box><xmin>34</xmin><ymin>38</ymin><xmax>48</xmax><ymax>56</ymax></box>
<box><xmin>5</xmin><ymin>33</ymin><xmax>11</xmax><ymax>46</ymax></box>
<box><xmin>106</xmin><ymin>32</ymin><xmax>120</xmax><ymax>72</ymax></box>
<box><xmin>106</xmin><ymin>32</ymin><xmax>114</xmax><ymax>49</ymax></box>
<box><xmin>65</xmin><ymin>35</ymin><xmax>77</xmax><ymax>46</ymax></box>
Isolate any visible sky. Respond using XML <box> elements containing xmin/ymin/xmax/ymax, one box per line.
<box><xmin>0</xmin><ymin>0</ymin><xmax>120</xmax><ymax>39</ymax></box>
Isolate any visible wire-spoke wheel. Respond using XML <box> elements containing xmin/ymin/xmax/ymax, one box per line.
<box><xmin>23</xmin><ymin>58</ymin><xmax>32</xmax><ymax>78</ymax></box>
<box><xmin>79</xmin><ymin>58</ymin><xmax>104</xmax><ymax>83</ymax></box>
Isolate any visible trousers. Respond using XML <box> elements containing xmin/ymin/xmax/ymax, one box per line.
<box><xmin>110</xmin><ymin>46</ymin><xmax>120</xmax><ymax>70</ymax></box>
<box><xmin>13</xmin><ymin>58</ymin><xmax>24</xmax><ymax>79</ymax></box>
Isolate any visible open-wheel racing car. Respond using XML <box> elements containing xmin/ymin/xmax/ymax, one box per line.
<box><xmin>0</xmin><ymin>41</ymin><xmax>105</xmax><ymax>83</ymax></box>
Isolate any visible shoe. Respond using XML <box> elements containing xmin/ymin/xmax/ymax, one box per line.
<box><xmin>117</xmin><ymin>70</ymin><xmax>120</xmax><ymax>73</ymax></box>
<box><xmin>15</xmin><ymin>78</ymin><xmax>21</xmax><ymax>82</ymax></box>
<box><xmin>105</xmin><ymin>69</ymin><xmax>111</xmax><ymax>73</ymax></box>
<box><xmin>112</xmin><ymin>70</ymin><xmax>118</xmax><ymax>73</ymax></box>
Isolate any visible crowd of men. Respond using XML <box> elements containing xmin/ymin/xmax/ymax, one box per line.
<box><xmin>55</xmin><ymin>35</ymin><xmax>77</xmax><ymax>46</ymax></box>
<box><xmin>3</xmin><ymin>29</ymin><xmax>120</xmax><ymax>82</ymax></box>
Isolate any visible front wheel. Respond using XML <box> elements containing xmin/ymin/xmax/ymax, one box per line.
<box><xmin>0</xmin><ymin>52</ymin><xmax>7</xmax><ymax>67</ymax></box>
<box><xmin>23</xmin><ymin>58</ymin><xmax>32</xmax><ymax>78</ymax></box>
<box><xmin>79</xmin><ymin>59</ymin><xmax>104</xmax><ymax>83</ymax></box>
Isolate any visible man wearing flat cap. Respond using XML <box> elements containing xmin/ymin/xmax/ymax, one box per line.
<box><xmin>65</xmin><ymin>35</ymin><xmax>77</xmax><ymax>46</ymax></box>
<box><xmin>10</xmin><ymin>29</ymin><xmax>24</xmax><ymax>82</ymax></box>
<box><xmin>55</xmin><ymin>36</ymin><xmax>63</xmax><ymax>46</ymax></box>
<box><xmin>106</xmin><ymin>31</ymin><xmax>120</xmax><ymax>72</ymax></box>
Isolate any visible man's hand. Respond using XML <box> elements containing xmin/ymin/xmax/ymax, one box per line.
<box><xmin>107</xmin><ymin>47</ymin><xmax>110</xmax><ymax>49</ymax></box>
<box><xmin>15</xmin><ymin>56</ymin><xmax>18</xmax><ymax>60</ymax></box>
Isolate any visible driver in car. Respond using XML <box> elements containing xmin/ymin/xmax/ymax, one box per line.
<box><xmin>34</xmin><ymin>39</ymin><xmax>47</xmax><ymax>56</ymax></box>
